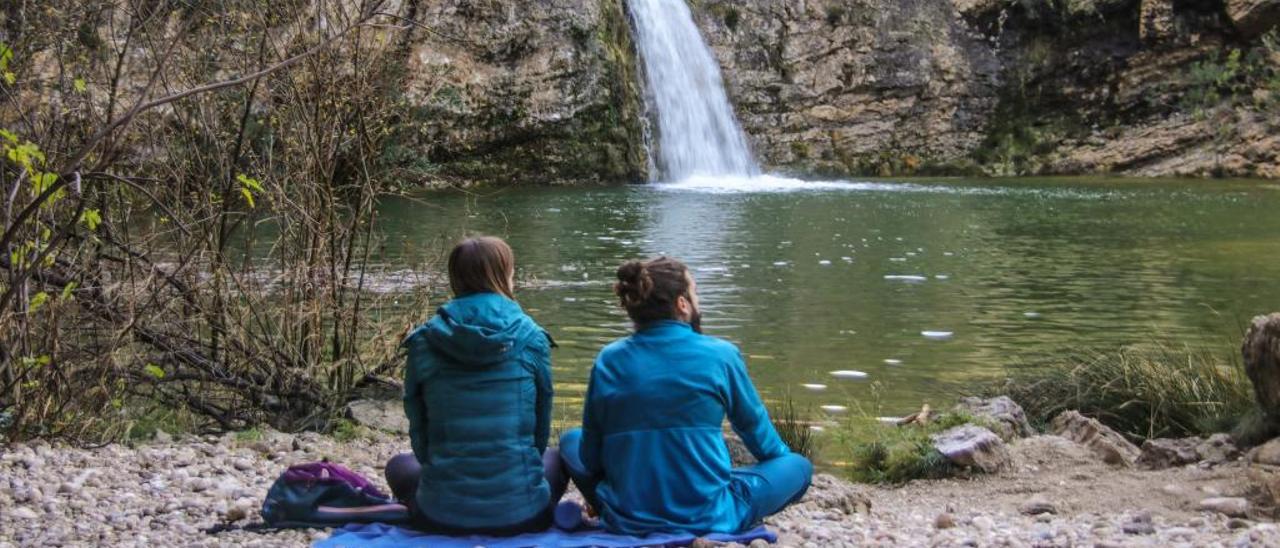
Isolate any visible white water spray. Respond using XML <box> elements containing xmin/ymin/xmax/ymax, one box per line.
<box><xmin>629</xmin><ymin>0</ymin><xmax>759</xmax><ymax>181</ymax></box>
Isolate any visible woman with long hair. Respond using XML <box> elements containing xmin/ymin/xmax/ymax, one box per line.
<box><xmin>384</xmin><ymin>236</ymin><xmax>566</xmax><ymax>534</ymax></box>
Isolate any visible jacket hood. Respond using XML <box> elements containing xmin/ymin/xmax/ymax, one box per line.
<box><xmin>413</xmin><ymin>292</ymin><xmax>539</xmax><ymax>367</ymax></box>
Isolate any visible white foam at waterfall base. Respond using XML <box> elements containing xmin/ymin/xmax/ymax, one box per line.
<box><xmin>654</xmin><ymin>174</ymin><xmax>939</xmax><ymax>193</ymax></box>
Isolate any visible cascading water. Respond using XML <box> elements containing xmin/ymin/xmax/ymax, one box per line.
<box><xmin>628</xmin><ymin>0</ymin><xmax>759</xmax><ymax>181</ymax></box>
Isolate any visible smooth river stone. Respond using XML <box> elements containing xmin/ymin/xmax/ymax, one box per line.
<box><xmin>802</xmin><ymin>383</ymin><xmax>828</xmax><ymax>391</ymax></box>
<box><xmin>934</xmin><ymin>274</ymin><xmax>950</xmax><ymax>280</ymax></box>
<box><xmin>829</xmin><ymin>370</ymin><xmax>869</xmax><ymax>380</ymax></box>
<box><xmin>1024</xmin><ymin>311</ymin><xmax>1042</xmax><ymax>318</ymax></box>
<box><xmin>819</xmin><ymin>260</ymin><xmax>832</xmax><ymax>265</ymax></box>
<box><xmin>921</xmin><ymin>331</ymin><xmax>954</xmax><ymax>340</ymax></box>
<box><xmin>883</xmin><ymin>359</ymin><xmax>903</xmax><ymax>365</ymax></box>
<box><xmin>820</xmin><ymin>405</ymin><xmax>848</xmax><ymax>414</ymax></box>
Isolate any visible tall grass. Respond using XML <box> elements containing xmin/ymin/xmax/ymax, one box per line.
<box><xmin>769</xmin><ymin>393</ymin><xmax>820</xmax><ymax>461</ymax></box>
<box><xmin>993</xmin><ymin>344</ymin><xmax>1255</xmax><ymax>442</ymax></box>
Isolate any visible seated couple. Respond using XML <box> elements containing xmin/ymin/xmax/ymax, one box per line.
<box><xmin>384</xmin><ymin>236</ymin><xmax>812</xmax><ymax>537</ymax></box>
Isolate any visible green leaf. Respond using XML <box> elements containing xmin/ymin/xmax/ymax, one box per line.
<box><xmin>0</xmin><ymin>43</ymin><xmax>12</xmax><ymax>72</ymax></box>
<box><xmin>0</xmin><ymin>128</ymin><xmax>16</xmax><ymax>145</ymax></box>
<box><xmin>73</xmin><ymin>77</ymin><xmax>86</xmax><ymax>93</ymax></box>
<box><xmin>32</xmin><ymin>172</ymin><xmax>57</xmax><ymax>194</ymax></box>
<box><xmin>144</xmin><ymin>364</ymin><xmax>166</xmax><ymax>379</ymax></box>
<box><xmin>29</xmin><ymin>291</ymin><xmax>48</xmax><ymax>313</ymax></box>
<box><xmin>236</xmin><ymin>174</ymin><xmax>264</xmax><ymax>209</ymax></box>
<box><xmin>239</xmin><ymin>187</ymin><xmax>255</xmax><ymax>208</ymax></box>
<box><xmin>3</xmin><ymin>72</ymin><xmax>14</xmax><ymax>85</ymax></box>
<box><xmin>236</xmin><ymin>173</ymin><xmax>264</xmax><ymax>192</ymax></box>
<box><xmin>60</xmin><ymin>282</ymin><xmax>77</xmax><ymax>301</ymax></box>
<box><xmin>9</xmin><ymin>141</ymin><xmax>45</xmax><ymax>171</ymax></box>
<box><xmin>80</xmin><ymin>208</ymin><xmax>102</xmax><ymax>231</ymax></box>
<box><xmin>20</xmin><ymin>355</ymin><xmax>50</xmax><ymax>367</ymax></box>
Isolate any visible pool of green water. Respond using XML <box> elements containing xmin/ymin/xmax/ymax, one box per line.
<box><xmin>370</xmin><ymin>177</ymin><xmax>1280</xmax><ymax>425</ymax></box>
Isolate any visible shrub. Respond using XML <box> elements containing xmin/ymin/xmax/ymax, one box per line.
<box><xmin>1182</xmin><ymin>33</ymin><xmax>1280</xmax><ymax>116</ymax></box>
<box><xmin>835</xmin><ymin>411</ymin><xmax>977</xmax><ymax>484</ymax></box>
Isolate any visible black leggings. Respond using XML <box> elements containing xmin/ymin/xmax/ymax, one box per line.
<box><xmin>384</xmin><ymin>448</ymin><xmax>568</xmax><ymax>536</ymax></box>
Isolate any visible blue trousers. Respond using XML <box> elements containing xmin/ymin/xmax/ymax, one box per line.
<box><xmin>558</xmin><ymin>429</ymin><xmax>812</xmax><ymax>530</ymax></box>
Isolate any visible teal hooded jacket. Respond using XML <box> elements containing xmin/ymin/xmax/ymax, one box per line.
<box><xmin>401</xmin><ymin>292</ymin><xmax>553</xmax><ymax>529</ymax></box>
<box><xmin>579</xmin><ymin>320</ymin><xmax>791</xmax><ymax>535</ymax></box>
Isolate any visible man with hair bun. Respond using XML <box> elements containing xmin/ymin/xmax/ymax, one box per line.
<box><xmin>559</xmin><ymin>256</ymin><xmax>812</xmax><ymax>535</ymax></box>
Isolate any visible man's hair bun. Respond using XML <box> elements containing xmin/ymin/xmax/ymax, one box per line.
<box><xmin>614</xmin><ymin>260</ymin><xmax>653</xmax><ymax>307</ymax></box>
<box><xmin>612</xmin><ymin>256</ymin><xmax>690</xmax><ymax>325</ymax></box>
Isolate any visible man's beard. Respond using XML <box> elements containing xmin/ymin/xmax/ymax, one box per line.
<box><xmin>690</xmin><ymin>307</ymin><xmax>703</xmax><ymax>334</ymax></box>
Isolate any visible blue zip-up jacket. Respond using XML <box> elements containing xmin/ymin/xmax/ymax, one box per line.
<box><xmin>401</xmin><ymin>292</ymin><xmax>553</xmax><ymax>529</ymax></box>
<box><xmin>579</xmin><ymin>320</ymin><xmax>790</xmax><ymax>535</ymax></box>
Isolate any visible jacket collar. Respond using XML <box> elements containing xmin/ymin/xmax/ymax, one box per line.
<box><xmin>635</xmin><ymin>319</ymin><xmax>693</xmax><ymax>336</ymax></box>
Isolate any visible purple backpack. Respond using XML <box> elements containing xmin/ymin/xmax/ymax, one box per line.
<box><xmin>261</xmin><ymin>462</ymin><xmax>409</xmax><ymax>528</ymax></box>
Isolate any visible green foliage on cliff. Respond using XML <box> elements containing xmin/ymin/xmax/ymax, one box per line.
<box><xmin>1183</xmin><ymin>30</ymin><xmax>1280</xmax><ymax>115</ymax></box>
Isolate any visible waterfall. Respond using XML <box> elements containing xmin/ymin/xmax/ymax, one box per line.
<box><xmin>629</xmin><ymin>0</ymin><xmax>759</xmax><ymax>181</ymax></box>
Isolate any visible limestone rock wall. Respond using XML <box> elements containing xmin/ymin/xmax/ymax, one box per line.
<box><xmin>685</xmin><ymin>0</ymin><xmax>1280</xmax><ymax>178</ymax></box>
<box><xmin>413</xmin><ymin>0</ymin><xmax>1278</xmax><ymax>181</ymax></box>
<box><xmin>686</xmin><ymin>0</ymin><xmax>1000</xmax><ymax>176</ymax></box>
<box><xmin>395</xmin><ymin>0</ymin><xmax>648</xmax><ymax>185</ymax></box>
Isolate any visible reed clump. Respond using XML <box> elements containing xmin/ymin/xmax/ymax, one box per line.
<box><xmin>995</xmin><ymin>344</ymin><xmax>1255</xmax><ymax>442</ymax></box>
<box><xmin>769</xmin><ymin>393</ymin><xmax>820</xmax><ymax>461</ymax></box>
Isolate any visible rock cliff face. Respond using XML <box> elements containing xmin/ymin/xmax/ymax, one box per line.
<box><xmin>688</xmin><ymin>0</ymin><xmax>1001</xmax><ymax>176</ymax></box>
<box><xmin>415</xmin><ymin>0</ymin><xmax>1278</xmax><ymax>181</ymax></box>
<box><xmin>13</xmin><ymin>0</ymin><xmax>1272</xmax><ymax>183</ymax></box>
<box><xmin>685</xmin><ymin>0</ymin><xmax>1280</xmax><ymax>178</ymax></box>
<box><xmin>395</xmin><ymin>0</ymin><xmax>647</xmax><ymax>185</ymax></box>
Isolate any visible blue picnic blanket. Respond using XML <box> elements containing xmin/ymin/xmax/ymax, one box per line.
<box><xmin>314</xmin><ymin>523</ymin><xmax>776</xmax><ymax>548</ymax></box>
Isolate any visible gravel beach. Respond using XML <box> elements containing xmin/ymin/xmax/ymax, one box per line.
<box><xmin>1</xmin><ymin>430</ymin><xmax>1276</xmax><ymax>547</ymax></box>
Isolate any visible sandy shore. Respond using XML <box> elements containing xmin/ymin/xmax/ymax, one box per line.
<box><xmin>1</xmin><ymin>430</ymin><xmax>1276</xmax><ymax>547</ymax></box>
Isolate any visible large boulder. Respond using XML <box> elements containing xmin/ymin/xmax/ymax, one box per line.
<box><xmin>1136</xmin><ymin>434</ymin><xmax>1241</xmax><ymax>470</ymax></box>
<box><xmin>1197</xmin><ymin>433</ymin><xmax>1243</xmax><ymax>466</ymax></box>
<box><xmin>345</xmin><ymin>399</ymin><xmax>409</xmax><ymax>434</ymax></box>
<box><xmin>932</xmin><ymin>424</ymin><xmax>1011</xmax><ymax>473</ymax></box>
<box><xmin>803</xmin><ymin>473</ymin><xmax>873</xmax><ymax>515</ymax></box>
<box><xmin>1243</xmin><ymin>313</ymin><xmax>1280</xmax><ymax>420</ymax></box>
<box><xmin>1248</xmin><ymin>439</ymin><xmax>1280</xmax><ymax>505</ymax></box>
<box><xmin>1227</xmin><ymin>0</ymin><xmax>1280</xmax><ymax>37</ymax></box>
<box><xmin>1050</xmin><ymin>411</ymin><xmax>1141</xmax><ymax>466</ymax></box>
<box><xmin>955</xmin><ymin>396</ymin><xmax>1035</xmax><ymax>441</ymax></box>
<box><xmin>1137</xmin><ymin>437</ymin><xmax>1202</xmax><ymax>469</ymax></box>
